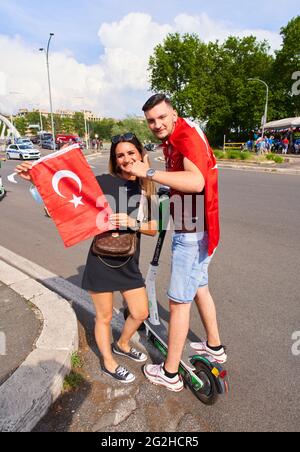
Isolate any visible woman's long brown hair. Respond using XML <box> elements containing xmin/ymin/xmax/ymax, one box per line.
<box><xmin>109</xmin><ymin>135</ymin><xmax>156</xmax><ymax>201</ymax></box>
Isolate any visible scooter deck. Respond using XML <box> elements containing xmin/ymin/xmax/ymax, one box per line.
<box><xmin>145</xmin><ymin>319</ymin><xmax>197</xmax><ymax>372</ymax></box>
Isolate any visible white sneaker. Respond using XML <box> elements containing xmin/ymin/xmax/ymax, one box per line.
<box><xmin>190</xmin><ymin>341</ymin><xmax>227</xmax><ymax>364</ymax></box>
<box><xmin>143</xmin><ymin>363</ymin><xmax>184</xmax><ymax>392</ymax></box>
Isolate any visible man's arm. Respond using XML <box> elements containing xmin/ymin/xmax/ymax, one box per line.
<box><xmin>130</xmin><ymin>158</ymin><xmax>205</xmax><ymax>194</ymax></box>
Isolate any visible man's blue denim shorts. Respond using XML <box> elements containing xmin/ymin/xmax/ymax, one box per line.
<box><xmin>168</xmin><ymin>232</ymin><xmax>213</xmax><ymax>304</ymax></box>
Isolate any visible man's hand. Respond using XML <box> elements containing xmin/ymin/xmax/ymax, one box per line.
<box><xmin>130</xmin><ymin>160</ymin><xmax>149</xmax><ymax>179</ymax></box>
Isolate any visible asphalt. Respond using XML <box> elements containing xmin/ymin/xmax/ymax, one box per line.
<box><xmin>1</xmin><ymin>149</ymin><xmax>300</xmax><ymax>432</ymax></box>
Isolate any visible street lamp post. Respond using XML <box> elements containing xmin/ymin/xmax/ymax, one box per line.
<box><xmin>248</xmin><ymin>78</ymin><xmax>269</xmax><ymax>138</ymax></box>
<box><xmin>39</xmin><ymin>108</ymin><xmax>43</xmax><ymax>132</ymax></box>
<box><xmin>39</xmin><ymin>33</ymin><xmax>55</xmax><ymax>142</ymax></box>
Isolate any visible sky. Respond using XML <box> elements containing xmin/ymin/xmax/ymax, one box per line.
<box><xmin>0</xmin><ymin>0</ymin><xmax>299</xmax><ymax>118</ymax></box>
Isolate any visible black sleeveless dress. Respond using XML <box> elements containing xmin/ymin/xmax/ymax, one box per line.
<box><xmin>81</xmin><ymin>174</ymin><xmax>145</xmax><ymax>293</ymax></box>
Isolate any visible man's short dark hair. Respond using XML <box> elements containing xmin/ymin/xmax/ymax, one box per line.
<box><xmin>142</xmin><ymin>94</ymin><xmax>173</xmax><ymax>112</ymax></box>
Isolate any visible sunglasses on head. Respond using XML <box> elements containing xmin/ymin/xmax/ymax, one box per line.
<box><xmin>111</xmin><ymin>133</ymin><xmax>136</xmax><ymax>144</ymax></box>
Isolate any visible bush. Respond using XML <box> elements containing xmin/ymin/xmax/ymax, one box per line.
<box><xmin>266</xmin><ymin>153</ymin><xmax>275</xmax><ymax>160</ymax></box>
<box><xmin>63</xmin><ymin>371</ymin><xmax>83</xmax><ymax>391</ymax></box>
<box><xmin>265</xmin><ymin>154</ymin><xmax>284</xmax><ymax>164</ymax></box>
<box><xmin>240</xmin><ymin>151</ymin><xmax>252</xmax><ymax>160</ymax></box>
<box><xmin>214</xmin><ymin>150</ymin><xmax>253</xmax><ymax>160</ymax></box>
<box><xmin>226</xmin><ymin>150</ymin><xmax>240</xmax><ymax>159</ymax></box>
<box><xmin>214</xmin><ymin>150</ymin><xmax>226</xmax><ymax>159</ymax></box>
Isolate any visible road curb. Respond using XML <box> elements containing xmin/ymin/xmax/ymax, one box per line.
<box><xmin>0</xmin><ymin>245</ymin><xmax>148</xmax><ymax>431</ymax></box>
<box><xmin>217</xmin><ymin>163</ymin><xmax>300</xmax><ymax>175</ymax></box>
<box><xmin>0</xmin><ymin>258</ymin><xmax>79</xmax><ymax>432</ymax></box>
<box><xmin>155</xmin><ymin>156</ymin><xmax>300</xmax><ymax>175</ymax></box>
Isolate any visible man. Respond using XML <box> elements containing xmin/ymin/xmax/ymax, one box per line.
<box><xmin>130</xmin><ymin>94</ymin><xmax>226</xmax><ymax>392</ymax></box>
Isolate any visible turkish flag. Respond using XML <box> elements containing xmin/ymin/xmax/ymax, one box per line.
<box><xmin>162</xmin><ymin>117</ymin><xmax>220</xmax><ymax>256</ymax></box>
<box><xmin>30</xmin><ymin>145</ymin><xmax>113</xmax><ymax>247</ymax></box>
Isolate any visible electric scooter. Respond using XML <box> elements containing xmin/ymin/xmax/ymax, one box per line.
<box><xmin>126</xmin><ymin>188</ymin><xmax>229</xmax><ymax>405</ymax></box>
<box><xmin>0</xmin><ymin>158</ymin><xmax>6</xmax><ymax>201</ymax></box>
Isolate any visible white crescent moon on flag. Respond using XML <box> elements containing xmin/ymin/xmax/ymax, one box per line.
<box><xmin>52</xmin><ymin>170</ymin><xmax>82</xmax><ymax>198</ymax></box>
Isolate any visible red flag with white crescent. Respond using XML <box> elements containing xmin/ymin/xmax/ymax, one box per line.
<box><xmin>30</xmin><ymin>145</ymin><xmax>113</xmax><ymax>247</ymax></box>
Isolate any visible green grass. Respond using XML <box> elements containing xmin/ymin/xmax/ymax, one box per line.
<box><xmin>226</xmin><ymin>150</ymin><xmax>242</xmax><ymax>159</ymax></box>
<box><xmin>266</xmin><ymin>153</ymin><xmax>275</xmax><ymax>160</ymax></box>
<box><xmin>213</xmin><ymin>149</ymin><xmax>284</xmax><ymax>164</ymax></box>
<box><xmin>214</xmin><ymin>150</ymin><xmax>252</xmax><ymax>160</ymax></box>
<box><xmin>272</xmin><ymin>155</ymin><xmax>284</xmax><ymax>164</ymax></box>
<box><xmin>63</xmin><ymin>352</ymin><xmax>84</xmax><ymax>392</ymax></box>
<box><xmin>71</xmin><ymin>352</ymin><xmax>83</xmax><ymax>369</ymax></box>
<box><xmin>239</xmin><ymin>151</ymin><xmax>252</xmax><ymax>160</ymax></box>
<box><xmin>214</xmin><ymin>150</ymin><xmax>227</xmax><ymax>159</ymax></box>
<box><xmin>266</xmin><ymin>153</ymin><xmax>284</xmax><ymax>164</ymax></box>
<box><xmin>63</xmin><ymin>371</ymin><xmax>84</xmax><ymax>391</ymax></box>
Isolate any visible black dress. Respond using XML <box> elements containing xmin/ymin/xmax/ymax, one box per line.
<box><xmin>82</xmin><ymin>174</ymin><xmax>146</xmax><ymax>293</ymax></box>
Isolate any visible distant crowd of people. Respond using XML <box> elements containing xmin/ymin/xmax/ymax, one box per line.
<box><xmin>91</xmin><ymin>138</ymin><xmax>103</xmax><ymax>151</ymax></box>
<box><xmin>245</xmin><ymin>128</ymin><xmax>300</xmax><ymax>155</ymax></box>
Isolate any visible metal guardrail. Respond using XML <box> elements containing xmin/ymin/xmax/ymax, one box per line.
<box><xmin>223</xmin><ymin>142</ymin><xmax>245</xmax><ymax>151</ymax></box>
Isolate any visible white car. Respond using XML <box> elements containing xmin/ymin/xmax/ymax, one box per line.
<box><xmin>6</xmin><ymin>144</ymin><xmax>41</xmax><ymax>160</ymax></box>
<box><xmin>16</xmin><ymin>138</ymin><xmax>34</xmax><ymax>148</ymax></box>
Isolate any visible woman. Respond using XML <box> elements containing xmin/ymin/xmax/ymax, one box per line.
<box><xmin>15</xmin><ymin>134</ymin><xmax>157</xmax><ymax>384</ymax></box>
<box><xmin>82</xmin><ymin>133</ymin><xmax>157</xmax><ymax>383</ymax></box>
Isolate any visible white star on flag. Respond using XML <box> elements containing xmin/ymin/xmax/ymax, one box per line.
<box><xmin>69</xmin><ymin>195</ymin><xmax>84</xmax><ymax>208</ymax></box>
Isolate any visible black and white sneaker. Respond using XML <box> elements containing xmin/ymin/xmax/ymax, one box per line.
<box><xmin>113</xmin><ymin>342</ymin><xmax>148</xmax><ymax>363</ymax></box>
<box><xmin>101</xmin><ymin>365</ymin><xmax>135</xmax><ymax>383</ymax></box>
<box><xmin>190</xmin><ymin>341</ymin><xmax>227</xmax><ymax>364</ymax></box>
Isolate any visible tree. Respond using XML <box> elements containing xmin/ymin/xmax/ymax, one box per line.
<box><xmin>89</xmin><ymin>118</ymin><xmax>116</xmax><ymax>141</ymax></box>
<box><xmin>149</xmin><ymin>33</ymin><xmax>206</xmax><ymax>117</ymax></box>
<box><xmin>73</xmin><ymin>112</ymin><xmax>85</xmax><ymax>137</ymax></box>
<box><xmin>111</xmin><ymin>117</ymin><xmax>155</xmax><ymax>143</ymax></box>
<box><xmin>148</xmin><ymin>32</ymin><xmax>275</xmax><ymax>144</ymax></box>
<box><xmin>206</xmin><ymin>36</ymin><xmax>274</xmax><ymax>142</ymax></box>
<box><xmin>273</xmin><ymin>16</ymin><xmax>300</xmax><ymax>117</ymax></box>
<box><xmin>13</xmin><ymin>117</ymin><xmax>27</xmax><ymax>136</ymax></box>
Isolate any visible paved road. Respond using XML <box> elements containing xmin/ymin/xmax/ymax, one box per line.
<box><xmin>0</xmin><ymin>151</ymin><xmax>300</xmax><ymax>431</ymax></box>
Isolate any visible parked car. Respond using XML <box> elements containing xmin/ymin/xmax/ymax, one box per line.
<box><xmin>30</xmin><ymin>135</ymin><xmax>40</xmax><ymax>144</ymax></box>
<box><xmin>56</xmin><ymin>134</ymin><xmax>84</xmax><ymax>148</ymax></box>
<box><xmin>144</xmin><ymin>143</ymin><xmax>158</xmax><ymax>152</ymax></box>
<box><xmin>41</xmin><ymin>139</ymin><xmax>58</xmax><ymax>150</ymax></box>
<box><xmin>15</xmin><ymin>137</ymin><xmax>34</xmax><ymax>148</ymax></box>
<box><xmin>6</xmin><ymin>144</ymin><xmax>41</xmax><ymax>160</ymax></box>
<box><xmin>37</xmin><ymin>132</ymin><xmax>53</xmax><ymax>144</ymax></box>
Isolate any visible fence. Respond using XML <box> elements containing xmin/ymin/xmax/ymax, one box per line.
<box><xmin>223</xmin><ymin>142</ymin><xmax>245</xmax><ymax>151</ymax></box>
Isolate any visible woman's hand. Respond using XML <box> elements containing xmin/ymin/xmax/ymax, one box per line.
<box><xmin>109</xmin><ymin>213</ymin><xmax>136</xmax><ymax>230</ymax></box>
<box><xmin>15</xmin><ymin>162</ymin><xmax>34</xmax><ymax>183</ymax></box>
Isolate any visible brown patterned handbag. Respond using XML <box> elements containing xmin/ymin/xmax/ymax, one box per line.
<box><xmin>92</xmin><ymin>231</ymin><xmax>137</xmax><ymax>257</ymax></box>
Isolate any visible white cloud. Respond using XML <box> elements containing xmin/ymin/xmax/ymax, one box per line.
<box><xmin>0</xmin><ymin>71</ymin><xmax>7</xmax><ymax>95</ymax></box>
<box><xmin>174</xmin><ymin>13</ymin><xmax>282</xmax><ymax>51</ymax></box>
<box><xmin>0</xmin><ymin>12</ymin><xmax>283</xmax><ymax>120</ymax></box>
<box><xmin>98</xmin><ymin>13</ymin><xmax>172</xmax><ymax>90</ymax></box>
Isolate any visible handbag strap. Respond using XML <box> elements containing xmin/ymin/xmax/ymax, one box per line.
<box><xmin>97</xmin><ymin>255</ymin><xmax>132</xmax><ymax>269</ymax></box>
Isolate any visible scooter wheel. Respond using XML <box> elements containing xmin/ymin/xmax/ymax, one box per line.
<box><xmin>0</xmin><ymin>189</ymin><xmax>6</xmax><ymax>201</ymax></box>
<box><xmin>192</xmin><ymin>361</ymin><xmax>218</xmax><ymax>405</ymax></box>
